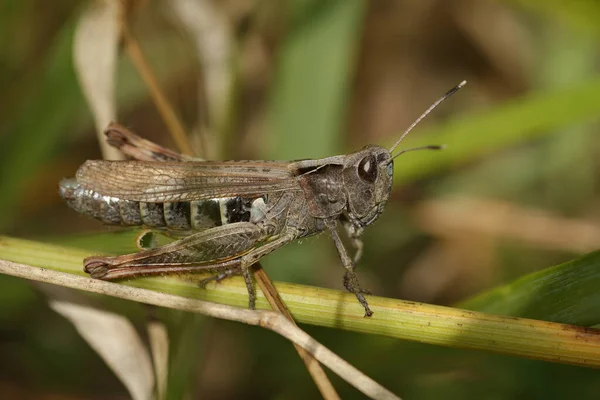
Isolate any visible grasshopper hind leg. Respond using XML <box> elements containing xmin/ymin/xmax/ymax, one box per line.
<box><xmin>85</xmin><ymin>223</ymin><xmax>299</xmax><ymax>311</ymax></box>
<box><xmin>197</xmin><ymin>267</ymin><xmax>241</xmax><ymax>288</ymax></box>
<box><xmin>104</xmin><ymin>122</ymin><xmax>195</xmax><ymax>162</ymax></box>
<box><xmin>84</xmin><ymin>222</ymin><xmax>263</xmax><ymax>280</ymax></box>
<box><xmin>195</xmin><ymin>267</ymin><xmax>258</xmax><ymax>310</ymax></box>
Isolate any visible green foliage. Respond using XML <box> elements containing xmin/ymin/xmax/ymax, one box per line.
<box><xmin>460</xmin><ymin>251</ymin><xmax>600</xmax><ymax>326</ymax></box>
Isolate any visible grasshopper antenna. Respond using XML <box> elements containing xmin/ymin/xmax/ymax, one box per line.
<box><xmin>389</xmin><ymin>80</ymin><xmax>466</xmax><ymax>156</ymax></box>
<box><xmin>389</xmin><ymin>144</ymin><xmax>445</xmax><ymax>161</ymax></box>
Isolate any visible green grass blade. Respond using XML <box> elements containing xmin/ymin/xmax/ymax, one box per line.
<box><xmin>507</xmin><ymin>0</ymin><xmax>600</xmax><ymax>35</ymax></box>
<box><xmin>459</xmin><ymin>251</ymin><xmax>600</xmax><ymax>327</ymax></box>
<box><xmin>1</xmin><ymin>235</ymin><xmax>599</xmax><ymax>369</ymax></box>
<box><xmin>266</xmin><ymin>0</ymin><xmax>366</xmax><ymax>159</ymax></box>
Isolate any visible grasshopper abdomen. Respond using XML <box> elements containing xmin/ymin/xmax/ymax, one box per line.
<box><xmin>60</xmin><ymin>179</ymin><xmax>262</xmax><ymax>231</ymax></box>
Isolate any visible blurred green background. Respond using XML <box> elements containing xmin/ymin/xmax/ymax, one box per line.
<box><xmin>1</xmin><ymin>0</ymin><xmax>600</xmax><ymax>398</ymax></box>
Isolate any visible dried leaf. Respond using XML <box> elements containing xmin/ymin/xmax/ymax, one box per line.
<box><xmin>166</xmin><ymin>0</ymin><xmax>234</xmax><ymax>156</ymax></box>
<box><xmin>73</xmin><ymin>0</ymin><xmax>123</xmax><ymax>160</ymax></box>
<box><xmin>148</xmin><ymin>320</ymin><xmax>169</xmax><ymax>400</ymax></box>
<box><xmin>49</xmin><ymin>296</ymin><xmax>155</xmax><ymax>400</ymax></box>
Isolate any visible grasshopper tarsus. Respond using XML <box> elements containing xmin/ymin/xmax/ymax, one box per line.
<box><xmin>343</xmin><ymin>270</ymin><xmax>374</xmax><ymax>317</ymax></box>
<box><xmin>354</xmin><ymin>291</ymin><xmax>374</xmax><ymax>317</ymax></box>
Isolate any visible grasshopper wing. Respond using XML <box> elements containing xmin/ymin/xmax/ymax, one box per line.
<box><xmin>76</xmin><ymin>160</ymin><xmax>298</xmax><ymax>202</ymax></box>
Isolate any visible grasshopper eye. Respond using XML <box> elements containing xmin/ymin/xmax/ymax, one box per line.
<box><xmin>358</xmin><ymin>155</ymin><xmax>377</xmax><ymax>183</ymax></box>
<box><xmin>386</xmin><ymin>162</ymin><xmax>393</xmax><ymax>176</ymax></box>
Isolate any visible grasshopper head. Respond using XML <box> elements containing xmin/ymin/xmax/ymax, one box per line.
<box><xmin>343</xmin><ymin>145</ymin><xmax>393</xmax><ymax>227</ymax></box>
<box><xmin>343</xmin><ymin>80</ymin><xmax>466</xmax><ymax>228</ymax></box>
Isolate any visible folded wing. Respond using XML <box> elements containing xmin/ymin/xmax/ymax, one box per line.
<box><xmin>76</xmin><ymin>160</ymin><xmax>297</xmax><ymax>202</ymax></box>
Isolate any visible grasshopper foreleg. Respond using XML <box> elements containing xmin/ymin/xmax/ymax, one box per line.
<box><xmin>325</xmin><ymin>220</ymin><xmax>373</xmax><ymax>317</ymax></box>
<box><xmin>342</xmin><ymin>220</ymin><xmax>364</xmax><ymax>264</ymax></box>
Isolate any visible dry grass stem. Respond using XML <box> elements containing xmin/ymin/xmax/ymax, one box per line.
<box><xmin>1</xmin><ymin>235</ymin><xmax>599</xmax><ymax>369</ymax></box>
<box><xmin>118</xmin><ymin>6</ymin><xmax>195</xmax><ymax>156</ymax></box>
<box><xmin>147</xmin><ymin>320</ymin><xmax>169</xmax><ymax>400</ymax></box>
<box><xmin>253</xmin><ymin>264</ymin><xmax>340</xmax><ymax>400</ymax></box>
<box><xmin>415</xmin><ymin>197</ymin><xmax>600</xmax><ymax>253</ymax></box>
<box><xmin>0</xmin><ymin>259</ymin><xmax>399</xmax><ymax>400</ymax></box>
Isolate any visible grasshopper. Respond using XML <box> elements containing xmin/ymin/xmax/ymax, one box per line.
<box><xmin>59</xmin><ymin>81</ymin><xmax>465</xmax><ymax>317</ymax></box>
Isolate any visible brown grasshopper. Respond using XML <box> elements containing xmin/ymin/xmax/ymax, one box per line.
<box><xmin>59</xmin><ymin>81</ymin><xmax>465</xmax><ymax>317</ymax></box>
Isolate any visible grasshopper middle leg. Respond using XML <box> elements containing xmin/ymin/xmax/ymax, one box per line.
<box><xmin>194</xmin><ymin>230</ymin><xmax>298</xmax><ymax>309</ymax></box>
<box><xmin>235</xmin><ymin>229</ymin><xmax>299</xmax><ymax>309</ymax></box>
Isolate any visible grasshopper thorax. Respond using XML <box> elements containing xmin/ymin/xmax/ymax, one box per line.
<box><xmin>343</xmin><ymin>145</ymin><xmax>393</xmax><ymax>228</ymax></box>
